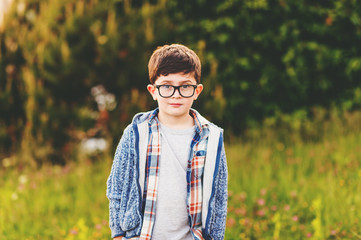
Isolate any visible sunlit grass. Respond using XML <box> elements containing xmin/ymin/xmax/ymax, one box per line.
<box><xmin>0</xmin><ymin>158</ymin><xmax>112</xmax><ymax>239</ymax></box>
<box><xmin>225</xmin><ymin>109</ymin><xmax>361</xmax><ymax>239</ymax></box>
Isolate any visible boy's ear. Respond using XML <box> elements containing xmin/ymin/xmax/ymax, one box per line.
<box><xmin>147</xmin><ymin>84</ymin><xmax>157</xmax><ymax>100</ymax></box>
<box><xmin>194</xmin><ymin>84</ymin><xmax>203</xmax><ymax>100</ymax></box>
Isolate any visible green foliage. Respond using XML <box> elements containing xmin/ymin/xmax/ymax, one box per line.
<box><xmin>1</xmin><ymin>0</ymin><xmax>361</xmax><ymax>163</ymax></box>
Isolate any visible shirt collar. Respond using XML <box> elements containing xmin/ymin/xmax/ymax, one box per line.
<box><xmin>148</xmin><ymin>108</ymin><xmax>209</xmax><ymax>135</ymax></box>
<box><xmin>148</xmin><ymin>108</ymin><xmax>160</xmax><ymax>123</ymax></box>
<box><xmin>189</xmin><ymin>109</ymin><xmax>209</xmax><ymax>135</ymax></box>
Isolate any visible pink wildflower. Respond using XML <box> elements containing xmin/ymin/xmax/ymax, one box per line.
<box><xmin>271</xmin><ymin>205</ymin><xmax>278</xmax><ymax>211</ymax></box>
<box><xmin>235</xmin><ymin>207</ymin><xmax>247</xmax><ymax>216</ymax></box>
<box><xmin>256</xmin><ymin>209</ymin><xmax>265</xmax><ymax>217</ymax></box>
<box><xmin>236</xmin><ymin>192</ymin><xmax>247</xmax><ymax>202</ymax></box>
<box><xmin>260</xmin><ymin>188</ymin><xmax>267</xmax><ymax>196</ymax></box>
<box><xmin>257</xmin><ymin>198</ymin><xmax>265</xmax><ymax>206</ymax></box>
<box><xmin>226</xmin><ymin>217</ymin><xmax>236</xmax><ymax>228</ymax></box>
<box><xmin>290</xmin><ymin>190</ymin><xmax>297</xmax><ymax>199</ymax></box>
<box><xmin>284</xmin><ymin>205</ymin><xmax>290</xmax><ymax>211</ymax></box>
<box><xmin>70</xmin><ymin>228</ymin><xmax>78</xmax><ymax>235</ymax></box>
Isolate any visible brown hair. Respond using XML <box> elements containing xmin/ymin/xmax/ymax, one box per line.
<box><xmin>148</xmin><ymin>44</ymin><xmax>201</xmax><ymax>84</ymax></box>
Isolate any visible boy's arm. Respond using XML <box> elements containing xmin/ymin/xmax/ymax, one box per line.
<box><xmin>106</xmin><ymin>125</ymin><xmax>133</xmax><ymax>238</ymax></box>
<box><xmin>210</xmin><ymin>140</ymin><xmax>228</xmax><ymax>240</ymax></box>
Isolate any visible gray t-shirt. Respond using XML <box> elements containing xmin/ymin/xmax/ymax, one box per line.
<box><xmin>152</xmin><ymin>123</ymin><xmax>195</xmax><ymax>240</ymax></box>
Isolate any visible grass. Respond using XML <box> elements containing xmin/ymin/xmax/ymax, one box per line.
<box><xmin>1</xmin><ymin>109</ymin><xmax>361</xmax><ymax>239</ymax></box>
<box><xmin>225</xmin><ymin>108</ymin><xmax>361</xmax><ymax>239</ymax></box>
<box><xmin>226</xmin><ymin>133</ymin><xmax>361</xmax><ymax>239</ymax></box>
<box><xmin>0</xmin><ymin>158</ymin><xmax>112</xmax><ymax>239</ymax></box>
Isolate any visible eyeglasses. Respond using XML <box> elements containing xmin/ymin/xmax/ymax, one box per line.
<box><xmin>155</xmin><ymin>84</ymin><xmax>198</xmax><ymax>98</ymax></box>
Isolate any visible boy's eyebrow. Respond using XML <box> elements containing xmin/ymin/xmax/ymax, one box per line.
<box><xmin>158</xmin><ymin>79</ymin><xmax>195</xmax><ymax>84</ymax></box>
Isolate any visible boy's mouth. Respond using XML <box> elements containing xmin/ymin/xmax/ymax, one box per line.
<box><xmin>169</xmin><ymin>103</ymin><xmax>182</xmax><ymax>107</ymax></box>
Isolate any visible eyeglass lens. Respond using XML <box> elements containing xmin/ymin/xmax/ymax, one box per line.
<box><xmin>158</xmin><ymin>85</ymin><xmax>196</xmax><ymax>98</ymax></box>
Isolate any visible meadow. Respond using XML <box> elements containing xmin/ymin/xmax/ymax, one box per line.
<box><xmin>2</xmin><ymin>1</ymin><xmax>361</xmax><ymax>239</ymax></box>
<box><xmin>1</xmin><ymin>108</ymin><xmax>361</xmax><ymax>240</ymax></box>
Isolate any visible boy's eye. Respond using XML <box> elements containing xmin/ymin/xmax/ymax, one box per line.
<box><xmin>181</xmin><ymin>85</ymin><xmax>190</xmax><ymax>89</ymax></box>
<box><xmin>163</xmin><ymin>85</ymin><xmax>172</xmax><ymax>89</ymax></box>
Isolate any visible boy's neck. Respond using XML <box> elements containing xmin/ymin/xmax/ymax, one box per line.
<box><xmin>158</xmin><ymin>111</ymin><xmax>194</xmax><ymax>130</ymax></box>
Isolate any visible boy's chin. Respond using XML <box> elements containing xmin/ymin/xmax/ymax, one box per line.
<box><xmin>160</xmin><ymin>108</ymin><xmax>190</xmax><ymax>117</ymax></box>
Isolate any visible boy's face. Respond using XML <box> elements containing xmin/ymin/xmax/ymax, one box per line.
<box><xmin>147</xmin><ymin>72</ymin><xmax>203</xmax><ymax>123</ymax></box>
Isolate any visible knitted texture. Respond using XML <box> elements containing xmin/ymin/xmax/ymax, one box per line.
<box><xmin>208</xmin><ymin>142</ymin><xmax>228</xmax><ymax>240</ymax></box>
<box><xmin>106</xmin><ymin>125</ymin><xmax>143</xmax><ymax>238</ymax></box>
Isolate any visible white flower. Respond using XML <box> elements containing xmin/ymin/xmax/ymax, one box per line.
<box><xmin>11</xmin><ymin>192</ymin><xmax>18</xmax><ymax>201</ymax></box>
<box><xmin>81</xmin><ymin>138</ymin><xmax>108</xmax><ymax>154</ymax></box>
<box><xmin>17</xmin><ymin>1</ymin><xmax>26</xmax><ymax>16</ymax></box>
<box><xmin>19</xmin><ymin>175</ymin><xmax>28</xmax><ymax>184</ymax></box>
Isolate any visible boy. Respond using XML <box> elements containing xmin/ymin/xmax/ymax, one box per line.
<box><xmin>106</xmin><ymin>44</ymin><xmax>228</xmax><ymax>240</ymax></box>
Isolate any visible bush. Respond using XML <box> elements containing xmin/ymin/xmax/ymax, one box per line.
<box><xmin>1</xmin><ymin>0</ymin><xmax>361</xmax><ymax>164</ymax></box>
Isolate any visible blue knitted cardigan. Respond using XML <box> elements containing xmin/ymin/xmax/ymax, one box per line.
<box><xmin>106</xmin><ymin>109</ymin><xmax>228</xmax><ymax>240</ymax></box>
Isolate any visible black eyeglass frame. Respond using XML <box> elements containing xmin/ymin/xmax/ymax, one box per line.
<box><xmin>154</xmin><ymin>84</ymin><xmax>198</xmax><ymax>98</ymax></box>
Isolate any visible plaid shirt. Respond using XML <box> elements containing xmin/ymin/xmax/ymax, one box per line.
<box><xmin>138</xmin><ymin>109</ymin><xmax>209</xmax><ymax>240</ymax></box>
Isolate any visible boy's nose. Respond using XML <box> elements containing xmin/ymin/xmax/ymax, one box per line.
<box><xmin>172</xmin><ymin>88</ymin><xmax>182</xmax><ymax>98</ymax></box>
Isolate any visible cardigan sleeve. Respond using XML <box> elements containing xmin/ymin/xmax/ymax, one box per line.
<box><xmin>106</xmin><ymin>125</ymin><xmax>133</xmax><ymax>238</ymax></box>
<box><xmin>210</xmin><ymin>136</ymin><xmax>228</xmax><ymax>240</ymax></box>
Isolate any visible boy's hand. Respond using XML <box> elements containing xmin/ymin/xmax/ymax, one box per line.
<box><xmin>113</xmin><ymin>237</ymin><xmax>123</xmax><ymax>240</ymax></box>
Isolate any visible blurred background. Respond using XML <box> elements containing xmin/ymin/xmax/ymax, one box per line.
<box><xmin>1</xmin><ymin>0</ymin><xmax>361</xmax><ymax>239</ymax></box>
